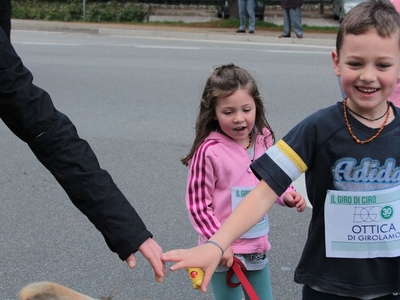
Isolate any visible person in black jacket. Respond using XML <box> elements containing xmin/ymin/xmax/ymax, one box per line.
<box><xmin>0</xmin><ymin>28</ymin><xmax>166</xmax><ymax>282</ymax></box>
<box><xmin>0</xmin><ymin>0</ymin><xmax>11</xmax><ymax>40</ymax></box>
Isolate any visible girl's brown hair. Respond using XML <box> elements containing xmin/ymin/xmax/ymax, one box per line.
<box><xmin>181</xmin><ymin>63</ymin><xmax>274</xmax><ymax>166</ymax></box>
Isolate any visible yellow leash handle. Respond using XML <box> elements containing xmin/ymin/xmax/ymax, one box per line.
<box><xmin>186</xmin><ymin>268</ymin><xmax>204</xmax><ymax>290</ymax></box>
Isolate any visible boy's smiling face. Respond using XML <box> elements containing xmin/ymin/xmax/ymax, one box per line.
<box><xmin>332</xmin><ymin>28</ymin><xmax>400</xmax><ymax>113</ymax></box>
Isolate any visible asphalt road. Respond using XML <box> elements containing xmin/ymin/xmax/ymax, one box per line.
<box><xmin>1</xmin><ymin>29</ymin><xmax>340</xmax><ymax>299</ymax></box>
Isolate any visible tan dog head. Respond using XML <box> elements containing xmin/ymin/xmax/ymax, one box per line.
<box><xmin>19</xmin><ymin>282</ymin><xmax>97</xmax><ymax>300</ymax></box>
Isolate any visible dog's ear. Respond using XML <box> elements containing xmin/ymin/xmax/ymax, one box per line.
<box><xmin>19</xmin><ymin>281</ymin><xmax>97</xmax><ymax>300</ymax></box>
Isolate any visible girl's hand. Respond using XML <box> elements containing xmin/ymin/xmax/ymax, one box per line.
<box><xmin>162</xmin><ymin>243</ymin><xmax>222</xmax><ymax>292</ymax></box>
<box><xmin>284</xmin><ymin>191</ymin><xmax>307</xmax><ymax>212</ymax></box>
<box><xmin>220</xmin><ymin>246</ymin><xmax>234</xmax><ymax>268</ymax></box>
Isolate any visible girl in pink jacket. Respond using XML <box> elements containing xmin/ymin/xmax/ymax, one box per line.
<box><xmin>181</xmin><ymin>63</ymin><xmax>306</xmax><ymax>300</ymax></box>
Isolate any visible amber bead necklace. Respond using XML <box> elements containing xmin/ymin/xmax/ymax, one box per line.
<box><xmin>244</xmin><ymin>134</ymin><xmax>253</xmax><ymax>150</ymax></box>
<box><xmin>343</xmin><ymin>97</ymin><xmax>390</xmax><ymax>145</ymax></box>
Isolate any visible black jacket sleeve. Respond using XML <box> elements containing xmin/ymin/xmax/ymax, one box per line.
<box><xmin>0</xmin><ymin>28</ymin><xmax>152</xmax><ymax>260</ymax></box>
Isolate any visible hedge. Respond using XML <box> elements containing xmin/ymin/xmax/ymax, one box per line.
<box><xmin>11</xmin><ymin>0</ymin><xmax>148</xmax><ymax>22</ymax></box>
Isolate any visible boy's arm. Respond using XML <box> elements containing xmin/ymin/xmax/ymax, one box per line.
<box><xmin>212</xmin><ymin>180</ymin><xmax>278</xmax><ymax>249</ymax></box>
<box><xmin>163</xmin><ymin>179</ymin><xmax>278</xmax><ymax>292</ymax></box>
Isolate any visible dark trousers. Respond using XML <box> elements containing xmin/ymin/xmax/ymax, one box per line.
<box><xmin>303</xmin><ymin>285</ymin><xmax>400</xmax><ymax>300</ymax></box>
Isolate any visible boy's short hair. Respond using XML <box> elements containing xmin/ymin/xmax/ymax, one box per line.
<box><xmin>336</xmin><ymin>0</ymin><xmax>400</xmax><ymax>54</ymax></box>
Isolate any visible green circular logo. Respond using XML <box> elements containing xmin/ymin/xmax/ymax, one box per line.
<box><xmin>381</xmin><ymin>205</ymin><xmax>394</xmax><ymax>220</ymax></box>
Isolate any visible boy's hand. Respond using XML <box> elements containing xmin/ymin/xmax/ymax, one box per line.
<box><xmin>162</xmin><ymin>243</ymin><xmax>222</xmax><ymax>292</ymax></box>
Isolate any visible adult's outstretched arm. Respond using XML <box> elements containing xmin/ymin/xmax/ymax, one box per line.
<box><xmin>0</xmin><ymin>29</ymin><xmax>152</xmax><ymax>261</ymax></box>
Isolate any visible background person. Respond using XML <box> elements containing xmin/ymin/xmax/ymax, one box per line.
<box><xmin>236</xmin><ymin>0</ymin><xmax>256</xmax><ymax>34</ymax></box>
<box><xmin>279</xmin><ymin>0</ymin><xmax>303</xmax><ymax>39</ymax></box>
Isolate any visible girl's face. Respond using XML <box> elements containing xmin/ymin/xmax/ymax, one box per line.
<box><xmin>332</xmin><ymin>29</ymin><xmax>400</xmax><ymax>115</ymax></box>
<box><xmin>214</xmin><ymin>88</ymin><xmax>256</xmax><ymax>147</ymax></box>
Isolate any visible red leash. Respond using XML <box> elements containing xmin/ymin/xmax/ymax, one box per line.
<box><xmin>226</xmin><ymin>257</ymin><xmax>260</xmax><ymax>300</ymax></box>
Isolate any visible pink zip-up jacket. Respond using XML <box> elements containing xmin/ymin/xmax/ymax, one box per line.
<box><xmin>186</xmin><ymin>130</ymin><xmax>295</xmax><ymax>254</ymax></box>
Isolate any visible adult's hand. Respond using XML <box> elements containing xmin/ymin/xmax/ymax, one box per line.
<box><xmin>125</xmin><ymin>238</ymin><xmax>166</xmax><ymax>283</ymax></box>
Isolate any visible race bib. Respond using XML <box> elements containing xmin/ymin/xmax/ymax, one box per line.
<box><xmin>325</xmin><ymin>186</ymin><xmax>400</xmax><ymax>258</ymax></box>
<box><xmin>232</xmin><ymin>186</ymin><xmax>269</xmax><ymax>238</ymax></box>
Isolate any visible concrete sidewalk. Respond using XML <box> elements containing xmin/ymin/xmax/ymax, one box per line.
<box><xmin>148</xmin><ymin>7</ymin><xmax>339</xmax><ymax>27</ymax></box>
<box><xmin>11</xmin><ymin>8</ymin><xmax>337</xmax><ymax>47</ymax></box>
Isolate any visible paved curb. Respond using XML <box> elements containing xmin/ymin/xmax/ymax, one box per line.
<box><xmin>98</xmin><ymin>27</ymin><xmax>335</xmax><ymax>46</ymax></box>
